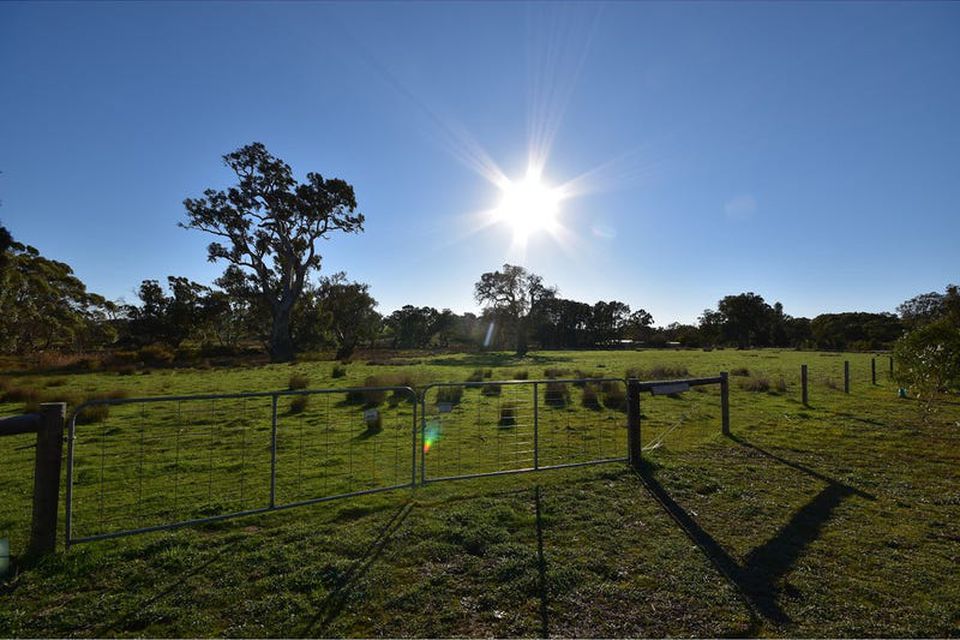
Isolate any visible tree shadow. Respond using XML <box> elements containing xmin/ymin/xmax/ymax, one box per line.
<box><xmin>298</xmin><ymin>500</ymin><xmax>414</xmax><ymax>636</ymax></box>
<box><xmin>635</xmin><ymin>435</ymin><xmax>874</xmax><ymax>634</ymax></box>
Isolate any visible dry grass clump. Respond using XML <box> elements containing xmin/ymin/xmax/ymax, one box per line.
<box><xmin>288</xmin><ymin>373</ymin><xmax>310</xmax><ymax>390</ymax></box>
<box><xmin>740</xmin><ymin>376</ymin><xmax>771</xmax><ymax>392</ymax></box>
<box><xmin>646</xmin><ymin>364</ymin><xmax>689</xmax><ymax>379</ymax></box>
<box><xmin>480</xmin><ymin>383</ymin><xmax>502</xmax><ymax>397</ymax></box>
<box><xmin>730</xmin><ymin>367</ymin><xmax>751</xmax><ymax>377</ymax></box>
<box><xmin>775</xmin><ymin>375</ymin><xmax>788</xmax><ymax>393</ymax></box>
<box><xmin>512</xmin><ymin>369</ymin><xmax>529</xmax><ymax>380</ymax></box>
<box><xmin>581</xmin><ymin>383</ymin><xmax>602</xmax><ymax>410</ymax></box>
<box><xmin>436</xmin><ymin>386</ymin><xmax>464</xmax><ymax>405</ymax></box>
<box><xmin>498</xmin><ymin>402</ymin><xmax>518</xmax><ymax>428</ymax></box>
<box><xmin>545</xmin><ymin>381</ymin><xmax>570</xmax><ymax>407</ymax></box>
<box><xmin>543</xmin><ymin>367</ymin><xmax>571</xmax><ymax>379</ymax></box>
<box><xmin>331</xmin><ymin>365</ymin><xmax>348</xmax><ymax>379</ymax></box>
<box><xmin>289</xmin><ymin>395</ymin><xmax>309</xmax><ymax>415</ymax></box>
<box><xmin>601</xmin><ymin>381</ymin><xmax>627</xmax><ymax>411</ymax></box>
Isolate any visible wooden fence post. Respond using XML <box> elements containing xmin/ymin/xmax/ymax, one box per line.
<box><xmin>889</xmin><ymin>355</ymin><xmax>894</xmax><ymax>379</ymax></box>
<box><xmin>871</xmin><ymin>358</ymin><xmax>877</xmax><ymax>385</ymax></box>
<box><xmin>844</xmin><ymin>361</ymin><xmax>850</xmax><ymax>394</ymax></box>
<box><xmin>28</xmin><ymin>403</ymin><xmax>66</xmax><ymax>557</ymax></box>
<box><xmin>627</xmin><ymin>378</ymin><xmax>641</xmax><ymax>468</ymax></box>
<box><xmin>801</xmin><ymin>364</ymin><xmax>809</xmax><ymax>406</ymax></box>
<box><xmin>720</xmin><ymin>371</ymin><xmax>730</xmax><ymax>436</ymax></box>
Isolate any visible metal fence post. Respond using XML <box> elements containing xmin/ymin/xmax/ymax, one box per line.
<box><xmin>871</xmin><ymin>358</ymin><xmax>877</xmax><ymax>385</ymax></box>
<box><xmin>844</xmin><ymin>361</ymin><xmax>850</xmax><ymax>394</ymax></box>
<box><xmin>533</xmin><ymin>381</ymin><xmax>539</xmax><ymax>471</ymax></box>
<box><xmin>626</xmin><ymin>378</ymin><xmax>641</xmax><ymax>468</ymax></box>
<box><xmin>720</xmin><ymin>372</ymin><xmax>730</xmax><ymax>436</ymax></box>
<box><xmin>801</xmin><ymin>364</ymin><xmax>808</xmax><ymax>406</ymax></box>
<box><xmin>28</xmin><ymin>403</ymin><xmax>66</xmax><ymax>556</ymax></box>
<box><xmin>411</xmin><ymin>392</ymin><xmax>418</xmax><ymax>488</ymax></box>
<box><xmin>269</xmin><ymin>394</ymin><xmax>278</xmax><ymax>508</ymax></box>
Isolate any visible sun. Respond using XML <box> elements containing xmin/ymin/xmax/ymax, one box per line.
<box><xmin>493</xmin><ymin>168</ymin><xmax>564</xmax><ymax>243</ymax></box>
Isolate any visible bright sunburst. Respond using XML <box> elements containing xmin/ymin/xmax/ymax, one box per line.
<box><xmin>493</xmin><ymin>168</ymin><xmax>565</xmax><ymax>244</ymax></box>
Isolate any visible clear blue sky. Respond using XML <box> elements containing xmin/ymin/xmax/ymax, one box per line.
<box><xmin>2</xmin><ymin>1</ymin><xmax>958</xmax><ymax>326</ymax></box>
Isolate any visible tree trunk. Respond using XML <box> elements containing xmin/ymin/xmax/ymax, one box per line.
<box><xmin>335</xmin><ymin>341</ymin><xmax>356</xmax><ymax>361</ymax></box>
<box><xmin>515</xmin><ymin>316</ymin><xmax>529</xmax><ymax>356</ymax></box>
<box><xmin>269</xmin><ymin>304</ymin><xmax>295</xmax><ymax>362</ymax></box>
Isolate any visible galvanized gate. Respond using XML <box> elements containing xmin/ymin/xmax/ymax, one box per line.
<box><xmin>64</xmin><ymin>374</ymin><xmax>729</xmax><ymax>547</ymax></box>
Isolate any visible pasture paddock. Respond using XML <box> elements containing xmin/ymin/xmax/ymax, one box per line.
<box><xmin>1</xmin><ymin>349</ymin><xmax>959</xmax><ymax>637</ymax></box>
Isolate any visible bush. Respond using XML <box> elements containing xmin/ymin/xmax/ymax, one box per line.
<box><xmin>288</xmin><ymin>373</ymin><xmax>310</xmax><ymax>390</ymax></box>
<box><xmin>498</xmin><ymin>402</ymin><xmax>518</xmax><ymax>427</ymax></box>
<box><xmin>894</xmin><ymin>319</ymin><xmax>960</xmax><ymax>421</ymax></box>
<box><xmin>138</xmin><ymin>344</ymin><xmax>175</xmax><ymax>367</ymax></box>
<box><xmin>582</xmin><ymin>383</ymin><xmax>601</xmax><ymax>410</ymax></box>
<box><xmin>436</xmin><ymin>386</ymin><xmax>464</xmax><ymax>405</ymax></box>
<box><xmin>545</xmin><ymin>381</ymin><xmax>570</xmax><ymax>407</ymax></box>
<box><xmin>730</xmin><ymin>367</ymin><xmax>751</xmax><ymax>377</ymax></box>
<box><xmin>289</xmin><ymin>395</ymin><xmax>309</xmax><ymax>415</ymax></box>
<box><xmin>331</xmin><ymin>365</ymin><xmax>347</xmax><ymax>379</ymax></box>
<box><xmin>601</xmin><ymin>381</ymin><xmax>626</xmax><ymax>411</ymax></box>
<box><xmin>740</xmin><ymin>377</ymin><xmax>771</xmax><ymax>392</ymax></box>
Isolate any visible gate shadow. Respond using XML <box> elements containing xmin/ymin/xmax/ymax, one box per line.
<box><xmin>636</xmin><ymin>434</ymin><xmax>874</xmax><ymax>634</ymax></box>
<box><xmin>299</xmin><ymin>500</ymin><xmax>414</xmax><ymax>636</ymax></box>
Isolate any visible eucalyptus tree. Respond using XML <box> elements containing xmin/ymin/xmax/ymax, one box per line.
<box><xmin>474</xmin><ymin>264</ymin><xmax>556</xmax><ymax>356</ymax></box>
<box><xmin>182</xmin><ymin>142</ymin><xmax>364</xmax><ymax>362</ymax></box>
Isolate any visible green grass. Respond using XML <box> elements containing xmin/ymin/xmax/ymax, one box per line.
<box><xmin>1</xmin><ymin>349</ymin><xmax>958</xmax><ymax>637</ymax></box>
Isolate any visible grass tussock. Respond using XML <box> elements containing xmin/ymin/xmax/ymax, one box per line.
<box><xmin>740</xmin><ymin>376</ymin><xmax>771</xmax><ymax>392</ymax></box>
<box><xmin>730</xmin><ymin>367</ymin><xmax>751</xmax><ymax>377</ymax></box>
<box><xmin>581</xmin><ymin>383</ymin><xmax>602</xmax><ymax>410</ymax></box>
<box><xmin>601</xmin><ymin>381</ymin><xmax>627</xmax><ymax>411</ymax></box>
<box><xmin>543</xmin><ymin>367</ymin><xmax>571</xmax><ymax>379</ymax></box>
<box><xmin>288</xmin><ymin>395</ymin><xmax>309</xmax><ymax>415</ymax></box>
<box><xmin>572</xmin><ymin>369</ymin><xmax>602</xmax><ymax>387</ymax></box>
<box><xmin>331</xmin><ymin>365</ymin><xmax>347</xmax><ymax>379</ymax></box>
<box><xmin>775</xmin><ymin>375</ymin><xmax>788</xmax><ymax>393</ymax></box>
<box><xmin>436</xmin><ymin>386</ymin><xmax>464</xmax><ymax>406</ymax></box>
<box><xmin>545</xmin><ymin>381</ymin><xmax>571</xmax><ymax>407</ymax></box>
<box><xmin>466</xmin><ymin>368</ymin><xmax>493</xmax><ymax>383</ymax></box>
<box><xmin>512</xmin><ymin>369</ymin><xmax>529</xmax><ymax>380</ymax></box>
<box><xmin>288</xmin><ymin>373</ymin><xmax>310</xmax><ymax>390</ymax></box>
<box><xmin>498</xmin><ymin>401</ymin><xmax>518</xmax><ymax>427</ymax></box>
<box><xmin>626</xmin><ymin>364</ymin><xmax>690</xmax><ymax>380</ymax></box>
<box><xmin>480</xmin><ymin>383</ymin><xmax>502</xmax><ymax>397</ymax></box>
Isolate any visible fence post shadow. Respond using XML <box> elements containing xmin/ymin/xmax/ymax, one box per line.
<box><xmin>634</xmin><ymin>435</ymin><xmax>875</xmax><ymax>634</ymax></box>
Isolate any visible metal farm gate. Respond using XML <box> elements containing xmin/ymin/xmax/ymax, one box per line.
<box><xmin>64</xmin><ymin>374</ymin><xmax>729</xmax><ymax>547</ymax></box>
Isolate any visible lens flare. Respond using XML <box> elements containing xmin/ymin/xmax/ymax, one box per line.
<box><xmin>423</xmin><ymin>420</ymin><xmax>442</xmax><ymax>453</ymax></box>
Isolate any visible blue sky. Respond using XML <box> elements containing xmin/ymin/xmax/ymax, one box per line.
<box><xmin>1</xmin><ymin>1</ymin><xmax>958</xmax><ymax>326</ymax></box>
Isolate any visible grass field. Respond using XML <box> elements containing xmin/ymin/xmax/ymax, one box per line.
<box><xmin>1</xmin><ymin>349</ymin><xmax>959</xmax><ymax>637</ymax></box>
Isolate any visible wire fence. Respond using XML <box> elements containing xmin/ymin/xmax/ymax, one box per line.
<box><xmin>63</xmin><ymin>375</ymin><xmax>733</xmax><ymax>547</ymax></box>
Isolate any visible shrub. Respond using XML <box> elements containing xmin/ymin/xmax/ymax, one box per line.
<box><xmin>498</xmin><ymin>402</ymin><xmax>518</xmax><ymax>427</ymax></box>
<box><xmin>601</xmin><ymin>381</ymin><xmax>627</xmax><ymax>411</ymax></box>
<box><xmin>740</xmin><ymin>377</ymin><xmax>771</xmax><ymax>392</ymax></box>
<box><xmin>582</xmin><ymin>383</ymin><xmax>602</xmax><ymax>410</ymax></box>
<box><xmin>288</xmin><ymin>373</ymin><xmax>310</xmax><ymax>390</ymax></box>
<box><xmin>289</xmin><ymin>395</ymin><xmax>309</xmax><ymax>415</ymax></box>
<box><xmin>331</xmin><ymin>365</ymin><xmax>347</xmax><ymax>379</ymax></box>
<box><xmin>138</xmin><ymin>344</ymin><xmax>175</xmax><ymax>368</ymax></box>
<box><xmin>894</xmin><ymin>319</ymin><xmax>960</xmax><ymax>421</ymax></box>
<box><xmin>730</xmin><ymin>367</ymin><xmax>751</xmax><ymax>377</ymax></box>
<box><xmin>545</xmin><ymin>381</ymin><xmax>570</xmax><ymax>407</ymax></box>
<box><xmin>436</xmin><ymin>386</ymin><xmax>464</xmax><ymax>405</ymax></box>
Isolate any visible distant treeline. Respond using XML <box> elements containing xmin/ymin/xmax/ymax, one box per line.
<box><xmin>0</xmin><ymin>222</ymin><xmax>945</xmax><ymax>362</ymax></box>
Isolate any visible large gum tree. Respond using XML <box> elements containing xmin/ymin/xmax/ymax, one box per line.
<box><xmin>182</xmin><ymin>142</ymin><xmax>364</xmax><ymax>362</ymax></box>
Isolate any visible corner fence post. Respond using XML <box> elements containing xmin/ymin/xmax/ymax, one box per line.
<box><xmin>801</xmin><ymin>364</ymin><xmax>809</xmax><ymax>406</ymax></box>
<box><xmin>844</xmin><ymin>360</ymin><xmax>850</xmax><ymax>394</ymax></box>
<box><xmin>871</xmin><ymin>358</ymin><xmax>877</xmax><ymax>385</ymax></box>
<box><xmin>720</xmin><ymin>372</ymin><xmax>730</xmax><ymax>436</ymax></box>
<box><xmin>29</xmin><ymin>403</ymin><xmax>66</xmax><ymax>557</ymax></box>
<box><xmin>626</xmin><ymin>378</ymin><xmax>641</xmax><ymax>469</ymax></box>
